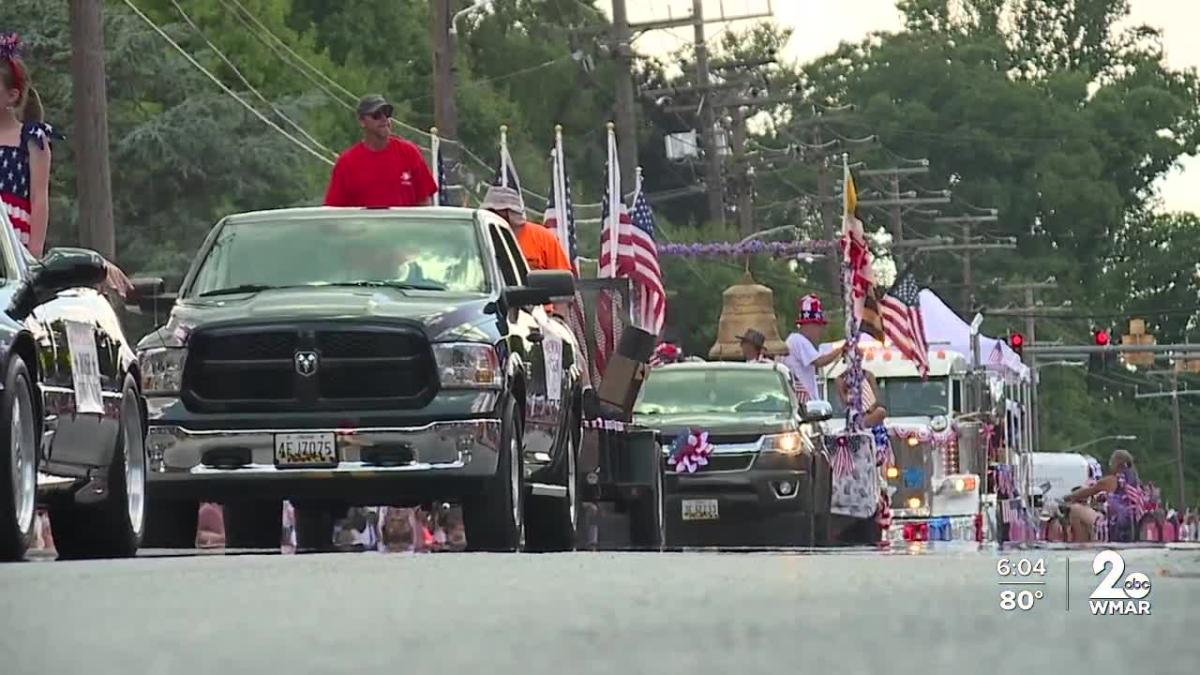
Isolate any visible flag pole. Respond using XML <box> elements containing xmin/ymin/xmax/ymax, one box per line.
<box><xmin>430</xmin><ymin>127</ymin><xmax>440</xmax><ymax>207</ymax></box>
<box><xmin>607</xmin><ymin>122</ymin><xmax>619</xmax><ymax>279</ymax></box>
<box><xmin>499</xmin><ymin>124</ymin><xmax>509</xmax><ymax>189</ymax></box>
<box><xmin>841</xmin><ymin>151</ymin><xmax>864</xmax><ymax>430</ymax></box>
<box><xmin>554</xmin><ymin>124</ymin><xmax>571</xmax><ymax>258</ymax></box>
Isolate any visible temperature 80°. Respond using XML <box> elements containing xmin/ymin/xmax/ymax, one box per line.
<box><xmin>999</xmin><ymin>589</ymin><xmax>1044</xmax><ymax>611</ymax></box>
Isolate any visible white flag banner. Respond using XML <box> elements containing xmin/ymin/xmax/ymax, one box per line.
<box><xmin>64</xmin><ymin>320</ymin><xmax>104</xmax><ymax>415</ymax></box>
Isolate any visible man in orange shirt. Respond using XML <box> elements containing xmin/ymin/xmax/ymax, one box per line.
<box><xmin>482</xmin><ymin>185</ymin><xmax>573</xmax><ymax>320</ymax></box>
<box><xmin>481</xmin><ymin>185</ymin><xmax>572</xmax><ymax>272</ymax></box>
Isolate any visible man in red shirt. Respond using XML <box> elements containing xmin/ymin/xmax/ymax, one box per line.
<box><xmin>324</xmin><ymin>95</ymin><xmax>438</xmax><ymax>207</ymax></box>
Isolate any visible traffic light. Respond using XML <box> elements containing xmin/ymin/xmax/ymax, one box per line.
<box><xmin>1008</xmin><ymin>332</ymin><xmax>1025</xmax><ymax>357</ymax></box>
<box><xmin>1089</xmin><ymin>326</ymin><xmax>1118</xmax><ymax>373</ymax></box>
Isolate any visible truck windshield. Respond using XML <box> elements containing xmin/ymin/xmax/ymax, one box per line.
<box><xmin>634</xmin><ymin>368</ymin><xmax>791</xmax><ymax>416</ymax></box>
<box><xmin>829</xmin><ymin>377</ymin><xmax>950</xmax><ymax>417</ymax></box>
<box><xmin>187</xmin><ymin>215</ymin><xmax>489</xmax><ymax>297</ymax></box>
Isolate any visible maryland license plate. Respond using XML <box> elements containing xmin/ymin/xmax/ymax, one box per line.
<box><xmin>681</xmin><ymin>499</ymin><xmax>719</xmax><ymax>521</ymax></box>
<box><xmin>274</xmin><ymin>433</ymin><xmax>337</xmax><ymax>467</ymax></box>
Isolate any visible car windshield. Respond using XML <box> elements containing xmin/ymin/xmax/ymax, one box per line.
<box><xmin>634</xmin><ymin>368</ymin><xmax>791</xmax><ymax>416</ymax></box>
<box><xmin>186</xmin><ymin>214</ymin><xmax>489</xmax><ymax>297</ymax></box>
<box><xmin>829</xmin><ymin>376</ymin><xmax>950</xmax><ymax>417</ymax></box>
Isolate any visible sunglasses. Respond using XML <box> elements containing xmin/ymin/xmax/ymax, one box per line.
<box><xmin>363</xmin><ymin>107</ymin><xmax>393</xmax><ymax>121</ymax></box>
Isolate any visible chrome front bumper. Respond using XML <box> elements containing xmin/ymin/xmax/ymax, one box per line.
<box><xmin>145</xmin><ymin>419</ymin><xmax>503</xmax><ymax>482</ymax></box>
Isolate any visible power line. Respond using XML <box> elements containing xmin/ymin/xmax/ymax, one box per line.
<box><xmin>119</xmin><ymin>0</ymin><xmax>334</xmax><ymax>166</ymax></box>
<box><xmin>169</xmin><ymin>0</ymin><xmax>336</xmax><ymax>160</ymax></box>
<box><xmin>221</xmin><ymin>0</ymin><xmax>558</xmax><ymax>206</ymax></box>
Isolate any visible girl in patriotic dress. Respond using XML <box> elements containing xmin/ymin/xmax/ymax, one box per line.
<box><xmin>833</xmin><ymin>368</ymin><xmax>892</xmax><ymax>543</ymax></box>
<box><xmin>1</xmin><ymin>33</ymin><xmax>55</xmax><ymax>256</ymax></box>
<box><xmin>1</xmin><ymin>33</ymin><xmax>132</xmax><ymax>294</ymax></box>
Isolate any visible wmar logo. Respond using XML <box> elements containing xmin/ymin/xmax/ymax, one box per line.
<box><xmin>1089</xmin><ymin>550</ymin><xmax>1152</xmax><ymax>616</ymax></box>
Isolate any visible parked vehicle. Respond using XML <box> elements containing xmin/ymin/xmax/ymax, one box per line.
<box><xmin>132</xmin><ymin>207</ymin><xmax>583</xmax><ymax>552</ymax></box>
<box><xmin>632</xmin><ymin>361</ymin><xmax>833</xmax><ymax>547</ymax></box>
<box><xmin>0</xmin><ymin>220</ymin><xmax>148</xmax><ymax>561</ymax></box>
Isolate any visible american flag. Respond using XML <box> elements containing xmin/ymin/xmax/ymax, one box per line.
<box><xmin>987</xmin><ymin>341</ymin><xmax>1004</xmax><ymax>367</ymax></box>
<box><xmin>879</xmin><ymin>271</ymin><xmax>930</xmax><ymax>378</ymax></box>
<box><xmin>434</xmin><ymin>141</ymin><xmax>450</xmax><ymax>207</ymax></box>
<box><xmin>543</xmin><ymin>148</ymin><xmax>576</xmax><ymax>264</ymax></box>
<box><xmin>595</xmin><ymin>128</ymin><xmax>629</xmax><ymax>377</ymax></box>
<box><xmin>543</xmin><ymin>144</ymin><xmax>591</xmax><ymax>378</ymax></box>
<box><xmin>840</xmin><ymin>163</ymin><xmax>874</xmax><ymax>325</ymax></box>
<box><xmin>628</xmin><ymin>189</ymin><xmax>666</xmax><ymax>334</ymax></box>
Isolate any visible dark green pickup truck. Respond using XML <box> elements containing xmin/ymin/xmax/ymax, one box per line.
<box><xmin>633</xmin><ymin>361</ymin><xmax>834</xmax><ymax>547</ymax></box>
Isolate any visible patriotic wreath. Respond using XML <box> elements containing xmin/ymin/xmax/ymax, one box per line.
<box><xmin>667</xmin><ymin>429</ymin><xmax>714</xmax><ymax>474</ymax></box>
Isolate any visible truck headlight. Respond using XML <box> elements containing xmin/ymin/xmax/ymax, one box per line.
<box><xmin>434</xmin><ymin>343</ymin><xmax>502</xmax><ymax>389</ymax></box>
<box><xmin>139</xmin><ymin>347</ymin><xmax>187</xmax><ymax>396</ymax></box>
<box><xmin>761</xmin><ymin>432</ymin><xmax>805</xmax><ymax>455</ymax></box>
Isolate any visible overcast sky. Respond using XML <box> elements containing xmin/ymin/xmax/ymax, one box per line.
<box><xmin>600</xmin><ymin>0</ymin><xmax>1199</xmax><ymax>214</ymax></box>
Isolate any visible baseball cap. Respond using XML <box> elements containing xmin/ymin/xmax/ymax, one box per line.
<box><xmin>738</xmin><ymin>329</ymin><xmax>766</xmax><ymax>349</ymax></box>
<box><xmin>357</xmin><ymin>94</ymin><xmax>394</xmax><ymax>118</ymax></box>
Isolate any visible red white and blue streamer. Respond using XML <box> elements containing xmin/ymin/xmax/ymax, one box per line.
<box><xmin>668</xmin><ymin>429</ymin><xmax>714</xmax><ymax>474</ymax></box>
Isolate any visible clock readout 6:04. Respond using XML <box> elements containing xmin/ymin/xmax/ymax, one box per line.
<box><xmin>997</xmin><ymin>558</ymin><xmax>1047</xmax><ymax>577</ymax></box>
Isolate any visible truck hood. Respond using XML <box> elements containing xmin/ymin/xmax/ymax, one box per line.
<box><xmin>139</xmin><ymin>286</ymin><xmax>500</xmax><ymax>348</ymax></box>
<box><xmin>824</xmin><ymin>415</ymin><xmax>933</xmax><ymax>433</ymax></box>
<box><xmin>633</xmin><ymin>412</ymin><xmax>793</xmax><ymax>438</ymax></box>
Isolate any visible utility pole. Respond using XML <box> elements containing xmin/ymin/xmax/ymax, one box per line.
<box><xmin>1171</xmin><ymin>369</ymin><xmax>1185</xmax><ymax>510</ymax></box>
<box><xmin>1128</xmin><ymin>369</ymin><xmax>1195</xmax><ymax>506</ymax></box>
<box><xmin>889</xmin><ymin>173</ymin><xmax>903</xmax><ymax>246</ymax></box>
<box><xmin>619</xmin><ymin>1</ymin><xmax>768</xmax><ymax>228</ymax></box>
<box><xmin>813</xmin><ymin>125</ymin><xmax>837</xmax><ymax>293</ymax></box>
<box><xmin>927</xmin><ymin>212</ymin><xmax>1000</xmax><ymax>312</ymax></box>
<box><xmin>730</xmin><ymin>106</ymin><xmax>753</xmax><ymax>236</ymax></box>
<box><xmin>69</xmin><ymin>0</ymin><xmax>115</xmax><ymax>259</ymax></box>
<box><xmin>988</xmin><ymin>280</ymin><xmax>1061</xmax><ymax>451</ymax></box>
<box><xmin>610</xmin><ymin>0</ymin><xmax>638</xmax><ymax>190</ymax></box>
<box><xmin>431</xmin><ymin>0</ymin><xmax>459</xmax><ymax>188</ymax></box>
<box><xmin>692</xmin><ymin>0</ymin><xmax>724</xmax><ymax>228</ymax></box>
<box><xmin>962</xmin><ymin>223</ymin><xmax>972</xmax><ymax>310</ymax></box>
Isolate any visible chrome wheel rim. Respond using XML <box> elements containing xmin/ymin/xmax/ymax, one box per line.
<box><xmin>509</xmin><ymin>432</ymin><xmax>523</xmax><ymax>548</ymax></box>
<box><xmin>11</xmin><ymin>386</ymin><xmax>36</xmax><ymax>536</ymax></box>
<box><xmin>122</xmin><ymin>397</ymin><xmax>146</xmax><ymax>535</ymax></box>
<box><xmin>567</xmin><ymin>428</ymin><xmax>577</xmax><ymax>543</ymax></box>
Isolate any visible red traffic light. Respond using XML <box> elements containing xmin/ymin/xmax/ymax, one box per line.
<box><xmin>1009</xmin><ymin>332</ymin><xmax>1025</xmax><ymax>351</ymax></box>
<box><xmin>1094</xmin><ymin>329</ymin><xmax>1111</xmax><ymax>346</ymax></box>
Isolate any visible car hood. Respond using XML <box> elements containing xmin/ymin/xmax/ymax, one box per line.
<box><xmin>140</xmin><ymin>286</ymin><xmax>500</xmax><ymax>348</ymax></box>
<box><xmin>633</xmin><ymin>412</ymin><xmax>793</xmax><ymax>438</ymax></box>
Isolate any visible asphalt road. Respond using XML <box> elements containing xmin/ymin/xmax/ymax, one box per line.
<box><xmin>3</xmin><ymin>545</ymin><xmax>1199</xmax><ymax>675</ymax></box>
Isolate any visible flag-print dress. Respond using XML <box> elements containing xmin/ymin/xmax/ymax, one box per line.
<box><xmin>831</xmin><ymin>379</ymin><xmax>889</xmax><ymax>521</ymax></box>
<box><xmin>0</xmin><ymin>121</ymin><xmax>60</xmax><ymax>248</ymax></box>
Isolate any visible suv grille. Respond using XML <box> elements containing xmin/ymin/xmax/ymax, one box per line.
<box><xmin>183</xmin><ymin>322</ymin><xmax>436</xmax><ymax>412</ymax></box>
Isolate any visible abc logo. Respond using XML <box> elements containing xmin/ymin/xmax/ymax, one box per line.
<box><xmin>1090</xmin><ymin>550</ymin><xmax>1152</xmax><ymax>601</ymax></box>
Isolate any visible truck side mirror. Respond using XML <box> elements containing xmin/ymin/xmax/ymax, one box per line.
<box><xmin>801</xmin><ymin>399</ymin><xmax>833</xmax><ymax>422</ymax></box>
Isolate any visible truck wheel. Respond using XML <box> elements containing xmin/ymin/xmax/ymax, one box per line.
<box><xmin>463</xmin><ymin>399</ymin><xmax>525</xmax><ymax>552</ymax></box>
<box><xmin>628</xmin><ymin>453</ymin><xmax>664</xmax><ymax>550</ymax></box>
<box><xmin>0</xmin><ymin>358</ymin><xmax>38</xmax><ymax>562</ymax></box>
<box><xmin>224</xmin><ymin>501</ymin><xmax>284</xmax><ymax>549</ymax></box>
<box><xmin>51</xmin><ymin>375</ymin><xmax>146</xmax><ymax>559</ymax></box>
<box><xmin>143</xmin><ymin>499</ymin><xmax>200</xmax><ymax>549</ymax></box>
<box><xmin>294</xmin><ymin>504</ymin><xmax>337</xmax><ymax>553</ymax></box>
<box><xmin>527</xmin><ymin>412</ymin><xmax>580</xmax><ymax>552</ymax></box>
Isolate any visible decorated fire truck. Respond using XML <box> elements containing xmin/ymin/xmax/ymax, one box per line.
<box><xmin>821</xmin><ymin>337</ymin><xmax>1036</xmax><ymax>546</ymax></box>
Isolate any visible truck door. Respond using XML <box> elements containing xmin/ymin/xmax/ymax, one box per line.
<box><xmin>485</xmin><ymin>223</ymin><xmax>557</xmax><ymax>465</ymax></box>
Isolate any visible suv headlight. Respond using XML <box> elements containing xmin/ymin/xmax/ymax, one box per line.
<box><xmin>139</xmin><ymin>347</ymin><xmax>187</xmax><ymax>396</ymax></box>
<box><xmin>434</xmin><ymin>343</ymin><xmax>502</xmax><ymax>389</ymax></box>
<box><xmin>761</xmin><ymin>432</ymin><xmax>805</xmax><ymax>455</ymax></box>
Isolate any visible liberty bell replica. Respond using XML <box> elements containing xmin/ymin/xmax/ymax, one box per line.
<box><xmin>708</xmin><ymin>272</ymin><xmax>788</xmax><ymax>360</ymax></box>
